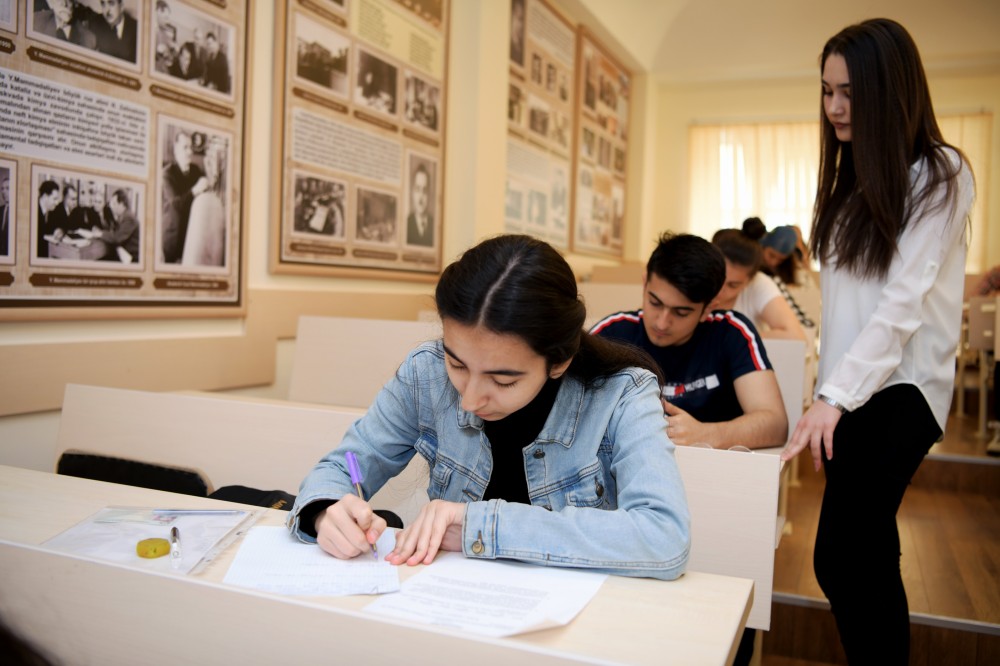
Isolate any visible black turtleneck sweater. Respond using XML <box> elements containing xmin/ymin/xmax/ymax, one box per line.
<box><xmin>482</xmin><ymin>376</ymin><xmax>562</xmax><ymax>504</ymax></box>
<box><xmin>299</xmin><ymin>376</ymin><xmax>563</xmax><ymax>535</ymax></box>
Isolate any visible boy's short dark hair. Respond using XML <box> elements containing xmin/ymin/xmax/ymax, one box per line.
<box><xmin>646</xmin><ymin>232</ymin><xmax>726</xmax><ymax>305</ymax></box>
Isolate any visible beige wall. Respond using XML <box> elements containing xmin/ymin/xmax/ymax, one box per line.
<box><xmin>2</xmin><ymin>1</ymin><xmax>997</xmax><ymax>469</ymax></box>
<box><xmin>0</xmin><ymin>0</ymin><xmax>651</xmax><ymax>469</ymax></box>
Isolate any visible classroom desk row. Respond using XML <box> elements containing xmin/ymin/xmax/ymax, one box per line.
<box><xmin>0</xmin><ymin>465</ymin><xmax>754</xmax><ymax>666</ymax></box>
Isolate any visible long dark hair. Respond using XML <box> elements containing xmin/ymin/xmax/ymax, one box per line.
<box><xmin>811</xmin><ymin>18</ymin><xmax>965</xmax><ymax>279</ymax></box>
<box><xmin>436</xmin><ymin>234</ymin><xmax>663</xmax><ymax>386</ymax></box>
<box><xmin>712</xmin><ymin>224</ymin><xmax>763</xmax><ymax>277</ymax></box>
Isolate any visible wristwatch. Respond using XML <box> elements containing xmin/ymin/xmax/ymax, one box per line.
<box><xmin>818</xmin><ymin>394</ymin><xmax>848</xmax><ymax>413</ymax></box>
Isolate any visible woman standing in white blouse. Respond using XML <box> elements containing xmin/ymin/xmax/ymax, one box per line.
<box><xmin>782</xmin><ymin>18</ymin><xmax>975</xmax><ymax>664</ymax></box>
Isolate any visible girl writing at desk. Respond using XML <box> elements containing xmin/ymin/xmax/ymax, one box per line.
<box><xmin>288</xmin><ymin>234</ymin><xmax>691</xmax><ymax>579</ymax></box>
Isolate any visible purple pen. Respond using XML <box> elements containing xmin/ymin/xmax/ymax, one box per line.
<box><xmin>345</xmin><ymin>451</ymin><xmax>378</xmax><ymax>559</ymax></box>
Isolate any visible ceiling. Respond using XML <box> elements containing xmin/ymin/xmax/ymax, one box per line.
<box><xmin>567</xmin><ymin>0</ymin><xmax>1000</xmax><ymax>84</ymax></box>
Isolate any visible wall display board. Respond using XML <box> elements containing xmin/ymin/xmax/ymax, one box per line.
<box><xmin>504</xmin><ymin>0</ymin><xmax>573</xmax><ymax>249</ymax></box>
<box><xmin>272</xmin><ymin>0</ymin><xmax>448</xmax><ymax>280</ymax></box>
<box><xmin>572</xmin><ymin>27</ymin><xmax>629</xmax><ymax>259</ymax></box>
<box><xmin>0</xmin><ymin>0</ymin><xmax>249</xmax><ymax>317</ymax></box>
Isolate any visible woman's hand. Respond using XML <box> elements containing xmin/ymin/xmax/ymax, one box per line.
<box><xmin>782</xmin><ymin>400</ymin><xmax>842</xmax><ymax>471</ymax></box>
<box><xmin>387</xmin><ymin>499</ymin><xmax>466</xmax><ymax>566</ymax></box>
<box><xmin>314</xmin><ymin>494</ymin><xmax>386</xmax><ymax>559</ymax></box>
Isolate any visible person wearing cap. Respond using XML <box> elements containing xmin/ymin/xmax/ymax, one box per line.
<box><xmin>759</xmin><ymin>225</ymin><xmax>800</xmax><ymax>281</ymax></box>
<box><xmin>742</xmin><ymin>217</ymin><xmax>818</xmax><ymax>327</ymax></box>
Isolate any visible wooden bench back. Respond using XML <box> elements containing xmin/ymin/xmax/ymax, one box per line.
<box><xmin>55</xmin><ymin>384</ymin><xmax>428</xmax><ymax>524</ymax></box>
<box><xmin>289</xmin><ymin>316</ymin><xmax>442</xmax><ymax>409</ymax></box>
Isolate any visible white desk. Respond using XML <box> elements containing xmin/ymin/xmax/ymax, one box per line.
<box><xmin>0</xmin><ymin>465</ymin><xmax>752</xmax><ymax>665</ymax></box>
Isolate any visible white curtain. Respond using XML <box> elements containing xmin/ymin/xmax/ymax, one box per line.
<box><xmin>939</xmin><ymin>114</ymin><xmax>991</xmax><ymax>273</ymax></box>
<box><xmin>687</xmin><ymin>121</ymin><xmax>820</xmax><ymax>243</ymax></box>
<box><xmin>688</xmin><ymin>114</ymin><xmax>991</xmax><ymax>272</ymax></box>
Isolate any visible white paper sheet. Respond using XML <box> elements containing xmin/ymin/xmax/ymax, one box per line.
<box><xmin>223</xmin><ymin>526</ymin><xmax>399</xmax><ymax>595</ymax></box>
<box><xmin>364</xmin><ymin>552</ymin><xmax>607</xmax><ymax>637</ymax></box>
<box><xmin>42</xmin><ymin>506</ymin><xmax>258</xmax><ymax>575</ymax></box>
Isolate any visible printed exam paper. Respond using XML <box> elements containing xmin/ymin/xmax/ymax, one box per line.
<box><xmin>364</xmin><ymin>552</ymin><xmax>607</xmax><ymax>636</ymax></box>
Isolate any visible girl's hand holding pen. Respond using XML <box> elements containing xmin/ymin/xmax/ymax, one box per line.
<box><xmin>314</xmin><ymin>494</ymin><xmax>386</xmax><ymax>560</ymax></box>
<box><xmin>387</xmin><ymin>499</ymin><xmax>466</xmax><ymax>566</ymax></box>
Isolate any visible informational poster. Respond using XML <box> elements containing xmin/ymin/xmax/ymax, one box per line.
<box><xmin>504</xmin><ymin>0</ymin><xmax>572</xmax><ymax>249</ymax></box>
<box><xmin>273</xmin><ymin>0</ymin><xmax>448</xmax><ymax>279</ymax></box>
<box><xmin>572</xmin><ymin>27</ymin><xmax>629</xmax><ymax>258</ymax></box>
<box><xmin>0</xmin><ymin>0</ymin><xmax>249</xmax><ymax>316</ymax></box>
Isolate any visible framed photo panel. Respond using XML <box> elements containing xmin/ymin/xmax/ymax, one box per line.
<box><xmin>504</xmin><ymin>0</ymin><xmax>574</xmax><ymax>250</ymax></box>
<box><xmin>272</xmin><ymin>0</ymin><xmax>450</xmax><ymax>279</ymax></box>
<box><xmin>571</xmin><ymin>27</ymin><xmax>630</xmax><ymax>258</ymax></box>
<box><xmin>0</xmin><ymin>0</ymin><xmax>250</xmax><ymax>318</ymax></box>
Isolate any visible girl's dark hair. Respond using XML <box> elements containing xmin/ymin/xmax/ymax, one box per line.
<box><xmin>741</xmin><ymin>217</ymin><xmax>767</xmax><ymax>241</ymax></box>
<box><xmin>712</xmin><ymin>226</ymin><xmax>762</xmax><ymax>277</ymax></box>
<box><xmin>436</xmin><ymin>234</ymin><xmax>663</xmax><ymax>386</ymax></box>
<box><xmin>811</xmin><ymin>18</ymin><xmax>966</xmax><ymax>279</ymax></box>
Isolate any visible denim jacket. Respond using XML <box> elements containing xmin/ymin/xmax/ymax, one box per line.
<box><xmin>288</xmin><ymin>341</ymin><xmax>691</xmax><ymax>580</ymax></box>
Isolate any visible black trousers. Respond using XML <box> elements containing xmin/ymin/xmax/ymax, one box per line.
<box><xmin>814</xmin><ymin>384</ymin><xmax>940</xmax><ymax>665</ymax></box>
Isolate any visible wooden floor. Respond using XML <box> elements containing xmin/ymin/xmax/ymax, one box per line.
<box><xmin>762</xmin><ymin>407</ymin><xmax>1000</xmax><ymax>664</ymax></box>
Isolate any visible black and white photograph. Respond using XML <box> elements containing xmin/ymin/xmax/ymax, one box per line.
<box><xmin>508</xmin><ymin>83</ymin><xmax>523</xmax><ymax>127</ymax></box>
<box><xmin>551</xmin><ymin>166</ymin><xmax>568</xmax><ymax>227</ymax></box>
<box><xmin>546</xmin><ymin>62</ymin><xmax>557</xmax><ymax>94</ymax></box>
<box><xmin>355</xmin><ymin>49</ymin><xmax>398</xmax><ymax>116</ymax></box>
<box><xmin>405</xmin><ymin>152</ymin><xmax>437</xmax><ymax>248</ymax></box>
<box><xmin>150</xmin><ymin>0</ymin><xmax>236</xmax><ymax>102</ymax></box>
<box><xmin>598</xmin><ymin>135</ymin><xmax>612</xmax><ymax>170</ymax></box>
<box><xmin>504</xmin><ymin>180</ymin><xmax>523</xmax><ymax>222</ymax></box>
<box><xmin>294</xmin><ymin>11</ymin><xmax>350</xmax><ymax>98</ymax></box>
<box><xmin>581</xmin><ymin>127</ymin><xmax>596</xmax><ymax>161</ymax></box>
<box><xmin>403</xmin><ymin>72</ymin><xmax>440</xmax><ymax>133</ymax></box>
<box><xmin>31</xmin><ymin>166</ymin><xmax>144</xmax><ymax>269</ymax></box>
<box><xmin>28</xmin><ymin>0</ymin><xmax>142</xmax><ymax>71</ymax></box>
<box><xmin>355</xmin><ymin>186</ymin><xmax>397</xmax><ymax>244</ymax></box>
<box><xmin>0</xmin><ymin>0</ymin><xmax>17</xmax><ymax>33</ymax></box>
<box><xmin>617</xmin><ymin>89</ymin><xmax>629</xmax><ymax>140</ymax></box>
<box><xmin>509</xmin><ymin>0</ymin><xmax>525</xmax><ymax>67</ymax></box>
<box><xmin>550</xmin><ymin>111</ymin><xmax>569</xmax><ymax>150</ymax></box>
<box><xmin>0</xmin><ymin>159</ymin><xmax>15</xmax><ymax>265</ymax></box>
<box><xmin>527</xmin><ymin>94</ymin><xmax>549</xmax><ymax>138</ymax></box>
<box><xmin>527</xmin><ymin>189</ymin><xmax>547</xmax><ymax>228</ymax></box>
<box><xmin>156</xmin><ymin>116</ymin><xmax>233</xmax><ymax>272</ymax></box>
<box><xmin>599</xmin><ymin>72</ymin><xmax>618</xmax><ymax>110</ymax></box>
<box><xmin>611</xmin><ymin>182</ymin><xmax>624</xmax><ymax>241</ymax></box>
<box><xmin>395</xmin><ymin>0</ymin><xmax>442</xmax><ymax>27</ymax></box>
<box><xmin>292</xmin><ymin>171</ymin><xmax>346</xmax><ymax>239</ymax></box>
<box><xmin>582</xmin><ymin>45</ymin><xmax>597</xmax><ymax>111</ymax></box>
<box><xmin>530</xmin><ymin>53</ymin><xmax>542</xmax><ymax>85</ymax></box>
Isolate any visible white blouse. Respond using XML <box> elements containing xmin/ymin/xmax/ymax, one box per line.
<box><xmin>816</xmin><ymin>148</ymin><xmax>975</xmax><ymax>429</ymax></box>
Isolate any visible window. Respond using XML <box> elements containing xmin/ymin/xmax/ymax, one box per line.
<box><xmin>688</xmin><ymin>114</ymin><xmax>991</xmax><ymax>272</ymax></box>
